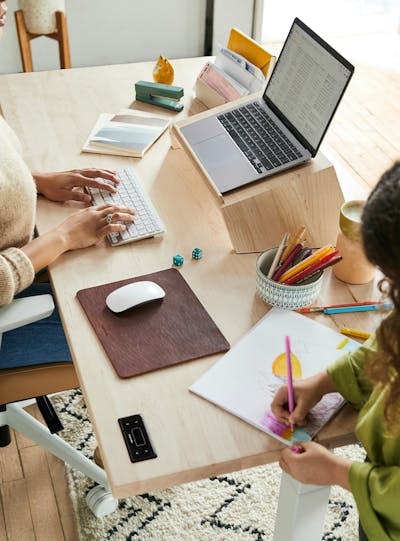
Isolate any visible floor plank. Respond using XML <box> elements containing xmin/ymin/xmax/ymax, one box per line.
<box><xmin>0</xmin><ymin>479</ymin><xmax>35</xmax><ymax>541</ymax></box>
<box><xmin>14</xmin><ymin>404</ymin><xmax>43</xmax><ymax>451</ymax></box>
<box><xmin>45</xmin><ymin>451</ymin><xmax>79</xmax><ymax>541</ymax></box>
<box><xmin>20</xmin><ymin>446</ymin><xmax>65</xmax><ymax>541</ymax></box>
<box><xmin>0</xmin><ymin>430</ymin><xmax>23</xmax><ymax>484</ymax></box>
<box><xmin>0</xmin><ymin>492</ymin><xmax>7</xmax><ymax>541</ymax></box>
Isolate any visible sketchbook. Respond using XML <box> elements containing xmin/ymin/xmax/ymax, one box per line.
<box><xmin>82</xmin><ymin>109</ymin><xmax>170</xmax><ymax>158</ymax></box>
<box><xmin>190</xmin><ymin>308</ymin><xmax>359</xmax><ymax>446</ymax></box>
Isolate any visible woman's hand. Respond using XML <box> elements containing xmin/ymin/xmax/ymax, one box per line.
<box><xmin>33</xmin><ymin>168</ymin><xmax>120</xmax><ymax>203</ymax></box>
<box><xmin>279</xmin><ymin>441</ymin><xmax>352</xmax><ymax>489</ymax></box>
<box><xmin>21</xmin><ymin>204</ymin><xmax>135</xmax><ymax>272</ymax></box>
<box><xmin>271</xmin><ymin>370</ymin><xmax>336</xmax><ymax>427</ymax></box>
<box><xmin>57</xmin><ymin>204</ymin><xmax>135</xmax><ymax>250</ymax></box>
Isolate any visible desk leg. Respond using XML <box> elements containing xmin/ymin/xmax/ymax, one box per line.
<box><xmin>273</xmin><ymin>472</ymin><xmax>330</xmax><ymax>541</ymax></box>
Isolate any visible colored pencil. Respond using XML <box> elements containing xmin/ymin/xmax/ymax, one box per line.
<box><xmin>340</xmin><ymin>327</ymin><xmax>372</xmax><ymax>340</ymax></box>
<box><xmin>278</xmin><ymin>245</ymin><xmax>335</xmax><ymax>283</ymax></box>
<box><xmin>323</xmin><ymin>303</ymin><xmax>393</xmax><ymax>315</ymax></box>
<box><xmin>284</xmin><ymin>252</ymin><xmax>341</xmax><ymax>285</ymax></box>
<box><xmin>292</xmin><ymin>247</ymin><xmax>312</xmax><ymax>266</ymax></box>
<box><xmin>272</xmin><ymin>243</ymin><xmax>303</xmax><ymax>281</ymax></box>
<box><xmin>285</xmin><ymin>335</ymin><xmax>295</xmax><ymax>431</ymax></box>
<box><xmin>297</xmin><ymin>301</ymin><xmax>389</xmax><ymax>314</ymax></box>
<box><xmin>267</xmin><ymin>233</ymin><xmax>289</xmax><ymax>278</ymax></box>
<box><xmin>280</xmin><ymin>226</ymin><xmax>306</xmax><ymax>264</ymax></box>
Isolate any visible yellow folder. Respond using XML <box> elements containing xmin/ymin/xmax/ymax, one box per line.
<box><xmin>227</xmin><ymin>27</ymin><xmax>273</xmax><ymax>78</ymax></box>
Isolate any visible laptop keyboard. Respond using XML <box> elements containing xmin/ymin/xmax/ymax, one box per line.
<box><xmin>217</xmin><ymin>102</ymin><xmax>303</xmax><ymax>175</ymax></box>
<box><xmin>87</xmin><ymin>167</ymin><xmax>165</xmax><ymax>246</ymax></box>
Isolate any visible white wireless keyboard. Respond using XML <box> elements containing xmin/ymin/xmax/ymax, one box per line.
<box><xmin>87</xmin><ymin>167</ymin><xmax>165</xmax><ymax>246</ymax></box>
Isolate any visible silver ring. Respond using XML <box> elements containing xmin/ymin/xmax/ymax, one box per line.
<box><xmin>105</xmin><ymin>213</ymin><xmax>113</xmax><ymax>225</ymax></box>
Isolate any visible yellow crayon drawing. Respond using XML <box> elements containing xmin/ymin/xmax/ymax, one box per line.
<box><xmin>272</xmin><ymin>351</ymin><xmax>302</xmax><ymax>378</ymax></box>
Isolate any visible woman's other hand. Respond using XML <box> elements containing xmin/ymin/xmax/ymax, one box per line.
<box><xmin>279</xmin><ymin>441</ymin><xmax>352</xmax><ymax>489</ymax></box>
<box><xmin>57</xmin><ymin>204</ymin><xmax>135</xmax><ymax>250</ymax></box>
<box><xmin>271</xmin><ymin>370</ymin><xmax>336</xmax><ymax>427</ymax></box>
<box><xmin>21</xmin><ymin>204</ymin><xmax>135</xmax><ymax>273</ymax></box>
<box><xmin>33</xmin><ymin>168</ymin><xmax>120</xmax><ymax>203</ymax></box>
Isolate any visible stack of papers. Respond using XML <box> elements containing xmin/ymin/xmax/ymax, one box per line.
<box><xmin>82</xmin><ymin>109</ymin><xmax>170</xmax><ymax>158</ymax></box>
<box><xmin>195</xmin><ymin>27</ymin><xmax>276</xmax><ymax>108</ymax></box>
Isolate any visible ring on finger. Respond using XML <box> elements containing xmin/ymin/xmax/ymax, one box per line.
<box><xmin>105</xmin><ymin>213</ymin><xmax>114</xmax><ymax>225</ymax></box>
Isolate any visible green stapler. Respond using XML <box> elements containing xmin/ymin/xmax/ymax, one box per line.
<box><xmin>135</xmin><ymin>80</ymin><xmax>184</xmax><ymax>112</ymax></box>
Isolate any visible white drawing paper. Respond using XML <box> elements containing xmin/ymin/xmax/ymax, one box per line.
<box><xmin>190</xmin><ymin>308</ymin><xmax>359</xmax><ymax>446</ymax></box>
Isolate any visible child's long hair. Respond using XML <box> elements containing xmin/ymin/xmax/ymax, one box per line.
<box><xmin>362</xmin><ymin>161</ymin><xmax>400</xmax><ymax>435</ymax></box>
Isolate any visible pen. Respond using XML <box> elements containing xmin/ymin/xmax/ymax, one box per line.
<box><xmin>340</xmin><ymin>327</ymin><xmax>372</xmax><ymax>340</ymax></box>
<box><xmin>267</xmin><ymin>233</ymin><xmax>289</xmax><ymax>279</ymax></box>
<box><xmin>323</xmin><ymin>303</ymin><xmax>393</xmax><ymax>315</ymax></box>
<box><xmin>284</xmin><ymin>252</ymin><xmax>341</xmax><ymax>285</ymax></box>
<box><xmin>298</xmin><ymin>301</ymin><xmax>389</xmax><ymax>313</ymax></box>
<box><xmin>285</xmin><ymin>335</ymin><xmax>295</xmax><ymax>431</ymax></box>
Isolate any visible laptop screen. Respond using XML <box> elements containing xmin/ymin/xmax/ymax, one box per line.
<box><xmin>264</xmin><ymin>18</ymin><xmax>354</xmax><ymax>156</ymax></box>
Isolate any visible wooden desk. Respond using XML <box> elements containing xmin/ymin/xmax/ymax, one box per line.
<box><xmin>0</xmin><ymin>58</ymin><xmax>384</xmax><ymax>539</ymax></box>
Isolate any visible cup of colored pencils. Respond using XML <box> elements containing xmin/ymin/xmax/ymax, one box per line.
<box><xmin>256</xmin><ymin>227</ymin><xmax>341</xmax><ymax>309</ymax></box>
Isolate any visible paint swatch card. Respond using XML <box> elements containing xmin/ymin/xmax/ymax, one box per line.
<box><xmin>190</xmin><ymin>308</ymin><xmax>359</xmax><ymax>446</ymax></box>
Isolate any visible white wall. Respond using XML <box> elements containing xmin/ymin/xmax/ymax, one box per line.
<box><xmin>0</xmin><ymin>0</ymin><xmax>259</xmax><ymax>74</ymax></box>
<box><xmin>0</xmin><ymin>0</ymin><xmax>207</xmax><ymax>73</ymax></box>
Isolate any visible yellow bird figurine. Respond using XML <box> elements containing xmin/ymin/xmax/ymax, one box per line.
<box><xmin>153</xmin><ymin>55</ymin><xmax>174</xmax><ymax>85</ymax></box>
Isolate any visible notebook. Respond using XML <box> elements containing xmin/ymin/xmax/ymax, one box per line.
<box><xmin>77</xmin><ymin>269</ymin><xmax>230</xmax><ymax>378</ymax></box>
<box><xmin>178</xmin><ymin>18</ymin><xmax>354</xmax><ymax>194</ymax></box>
<box><xmin>190</xmin><ymin>308</ymin><xmax>359</xmax><ymax>446</ymax></box>
<box><xmin>82</xmin><ymin>109</ymin><xmax>170</xmax><ymax>158</ymax></box>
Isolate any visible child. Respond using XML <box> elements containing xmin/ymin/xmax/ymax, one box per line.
<box><xmin>271</xmin><ymin>161</ymin><xmax>400</xmax><ymax>541</ymax></box>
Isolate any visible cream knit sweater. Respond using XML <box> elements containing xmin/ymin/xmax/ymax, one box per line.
<box><xmin>0</xmin><ymin>116</ymin><xmax>36</xmax><ymax>305</ymax></box>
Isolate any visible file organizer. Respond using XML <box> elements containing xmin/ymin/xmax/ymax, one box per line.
<box><xmin>195</xmin><ymin>28</ymin><xmax>276</xmax><ymax>109</ymax></box>
<box><xmin>77</xmin><ymin>268</ymin><xmax>230</xmax><ymax>378</ymax></box>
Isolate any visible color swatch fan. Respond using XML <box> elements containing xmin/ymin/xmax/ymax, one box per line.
<box><xmin>190</xmin><ymin>308</ymin><xmax>359</xmax><ymax>445</ymax></box>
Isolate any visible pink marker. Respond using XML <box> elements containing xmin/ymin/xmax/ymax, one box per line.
<box><xmin>285</xmin><ymin>335</ymin><xmax>295</xmax><ymax>431</ymax></box>
<box><xmin>291</xmin><ymin>445</ymin><xmax>304</xmax><ymax>454</ymax></box>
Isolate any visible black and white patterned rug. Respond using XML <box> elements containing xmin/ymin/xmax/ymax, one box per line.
<box><xmin>53</xmin><ymin>390</ymin><xmax>365</xmax><ymax>541</ymax></box>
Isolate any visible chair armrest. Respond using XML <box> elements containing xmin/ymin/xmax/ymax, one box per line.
<box><xmin>0</xmin><ymin>295</ymin><xmax>55</xmax><ymax>333</ymax></box>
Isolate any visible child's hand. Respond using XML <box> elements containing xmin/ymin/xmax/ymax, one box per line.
<box><xmin>279</xmin><ymin>441</ymin><xmax>351</xmax><ymax>489</ymax></box>
<box><xmin>271</xmin><ymin>370</ymin><xmax>336</xmax><ymax>427</ymax></box>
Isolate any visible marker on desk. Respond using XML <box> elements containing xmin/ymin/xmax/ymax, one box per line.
<box><xmin>323</xmin><ymin>303</ymin><xmax>393</xmax><ymax>315</ymax></box>
<box><xmin>285</xmin><ymin>335</ymin><xmax>295</xmax><ymax>432</ymax></box>
<box><xmin>298</xmin><ymin>300</ymin><xmax>389</xmax><ymax>314</ymax></box>
<box><xmin>340</xmin><ymin>327</ymin><xmax>372</xmax><ymax>340</ymax></box>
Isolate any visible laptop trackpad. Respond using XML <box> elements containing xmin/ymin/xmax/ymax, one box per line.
<box><xmin>192</xmin><ymin>134</ymin><xmax>252</xmax><ymax>191</ymax></box>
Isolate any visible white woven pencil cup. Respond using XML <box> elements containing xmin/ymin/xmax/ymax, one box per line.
<box><xmin>256</xmin><ymin>247</ymin><xmax>323</xmax><ymax>309</ymax></box>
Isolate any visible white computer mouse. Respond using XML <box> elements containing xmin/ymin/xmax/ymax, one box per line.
<box><xmin>106</xmin><ymin>281</ymin><xmax>166</xmax><ymax>313</ymax></box>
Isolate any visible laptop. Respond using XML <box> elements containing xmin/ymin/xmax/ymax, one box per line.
<box><xmin>180</xmin><ymin>18</ymin><xmax>354</xmax><ymax>194</ymax></box>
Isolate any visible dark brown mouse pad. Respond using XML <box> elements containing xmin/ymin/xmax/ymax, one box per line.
<box><xmin>76</xmin><ymin>268</ymin><xmax>230</xmax><ymax>378</ymax></box>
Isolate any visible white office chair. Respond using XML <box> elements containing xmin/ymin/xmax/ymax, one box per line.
<box><xmin>0</xmin><ymin>294</ymin><xmax>118</xmax><ymax>517</ymax></box>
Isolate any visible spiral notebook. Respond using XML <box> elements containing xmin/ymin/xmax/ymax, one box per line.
<box><xmin>77</xmin><ymin>268</ymin><xmax>230</xmax><ymax>378</ymax></box>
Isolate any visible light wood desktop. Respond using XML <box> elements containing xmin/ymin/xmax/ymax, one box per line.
<box><xmin>0</xmin><ymin>58</ymin><xmax>384</xmax><ymax>539</ymax></box>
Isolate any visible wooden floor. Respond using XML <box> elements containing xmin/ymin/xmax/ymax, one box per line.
<box><xmin>0</xmin><ymin>404</ymin><xmax>79</xmax><ymax>540</ymax></box>
<box><xmin>1</xmin><ymin>31</ymin><xmax>399</xmax><ymax>541</ymax></box>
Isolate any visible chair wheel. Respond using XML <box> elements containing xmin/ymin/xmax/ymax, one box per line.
<box><xmin>86</xmin><ymin>485</ymin><xmax>118</xmax><ymax>517</ymax></box>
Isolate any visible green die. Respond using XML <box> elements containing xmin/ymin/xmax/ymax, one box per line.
<box><xmin>173</xmin><ymin>254</ymin><xmax>184</xmax><ymax>266</ymax></box>
<box><xmin>192</xmin><ymin>247</ymin><xmax>203</xmax><ymax>260</ymax></box>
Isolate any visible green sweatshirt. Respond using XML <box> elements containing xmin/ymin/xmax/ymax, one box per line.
<box><xmin>328</xmin><ymin>337</ymin><xmax>400</xmax><ymax>541</ymax></box>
